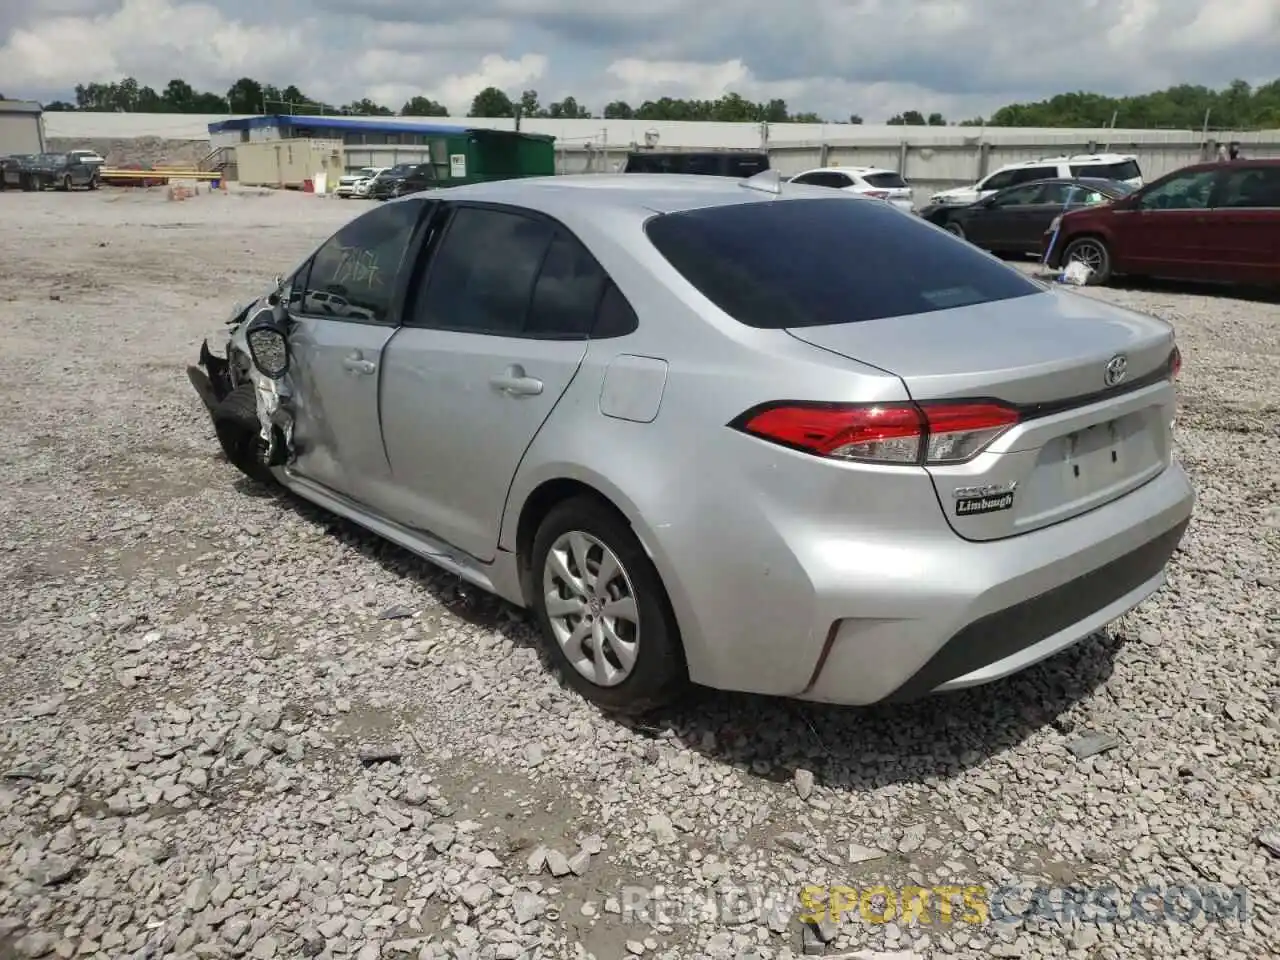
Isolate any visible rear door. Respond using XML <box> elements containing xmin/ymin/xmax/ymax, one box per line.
<box><xmin>377</xmin><ymin>203</ymin><xmax>595</xmax><ymax>561</ymax></box>
<box><xmin>284</xmin><ymin>198</ymin><xmax>431</xmax><ymax>504</ymax></box>
<box><xmin>1108</xmin><ymin>167</ymin><xmax>1220</xmax><ymax>278</ymax></box>
<box><xmin>1203</xmin><ymin>164</ymin><xmax>1280</xmax><ymax>284</ymax></box>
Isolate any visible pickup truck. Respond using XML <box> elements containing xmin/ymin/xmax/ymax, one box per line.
<box><xmin>0</xmin><ymin>152</ymin><xmax>101</xmax><ymax>191</ymax></box>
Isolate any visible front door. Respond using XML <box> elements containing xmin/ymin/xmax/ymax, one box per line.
<box><xmin>379</xmin><ymin>203</ymin><xmax>602</xmax><ymax>561</ymax></box>
<box><xmin>1108</xmin><ymin>167</ymin><xmax>1221</xmax><ymax>279</ymax></box>
<box><xmin>967</xmin><ymin>182</ymin><xmax>1046</xmax><ymax>250</ymax></box>
<box><xmin>285</xmin><ymin>197</ymin><xmax>429</xmax><ymax>503</ymax></box>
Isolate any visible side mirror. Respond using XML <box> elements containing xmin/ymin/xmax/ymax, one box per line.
<box><xmin>245</xmin><ymin>308</ymin><xmax>290</xmax><ymax>379</ymax></box>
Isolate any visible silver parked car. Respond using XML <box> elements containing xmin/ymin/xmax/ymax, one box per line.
<box><xmin>188</xmin><ymin>173</ymin><xmax>1193</xmax><ymax>714</ymax></box>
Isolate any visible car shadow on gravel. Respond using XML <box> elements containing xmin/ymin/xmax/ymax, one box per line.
<box><xmin>646</xmin><ymin>631</ymin><xmax>1123</xmax><ymax>792</ymax></box>
<box><xmin>248</xmin><ymin>476</ymin><xmax>1124</xmax><ymax>791</ymax></box>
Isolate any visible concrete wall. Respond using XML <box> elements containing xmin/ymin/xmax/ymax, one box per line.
<box><xmin>41</xmin><ymin>111</ymin><xmax>1280</xmax><ymax>204</ymax></box>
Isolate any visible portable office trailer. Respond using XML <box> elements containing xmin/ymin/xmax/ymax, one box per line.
<box><xmin>234</xmin><ymin>139</ymin><xmax>344</xmax><ymax>189</ymax></box>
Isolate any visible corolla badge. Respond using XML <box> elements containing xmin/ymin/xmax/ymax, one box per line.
<box><xmin>1104</xmin><ymin>354</ymin><xmax>1128</xmax><ymax>387</ymax></box>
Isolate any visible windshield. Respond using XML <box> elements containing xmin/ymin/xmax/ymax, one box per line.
<box><xmin>645</xmin><ymin>197</ymin><xmax>1041</xmax><ymax>328</ymax></box>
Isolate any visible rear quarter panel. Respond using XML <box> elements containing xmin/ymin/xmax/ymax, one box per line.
<box><xmin>498</xmin><ymin>205</ymin><xmax>922</xmax><ymax>695</ymax></box>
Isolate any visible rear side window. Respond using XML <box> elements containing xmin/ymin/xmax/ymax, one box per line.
<box><xmin>645</xmin><ymin>198</ymin><xmax>1041</xmax><ymax>328</ymax></box>
<box><xmin>415</xmin><ymin>207</ymin><xmax>553</xmax><ymax>333</ymax></box>
<box><xmin>1071</xmin><ymin>160</ymin><xmax>1141</xmax><ymax>181</ymax></box>
<box><xmin>863</xmin><ymin>172</ymin><xmax>907</xmax><ymax>189</ymax></box>
<box><xmin>526</xmin><ymin>232</ymin><xmax>607</xmax><ymax>337</ymax></box>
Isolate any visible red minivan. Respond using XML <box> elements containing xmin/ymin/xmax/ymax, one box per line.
<box><xmin>1042</xmin><ymin>159</ymin><xmax>1280</xmax><ymax>286</ymax></box>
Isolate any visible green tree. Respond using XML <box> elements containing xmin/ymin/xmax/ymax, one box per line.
<box><xmin>163</xmin><ymin>79</ymin><xmax>195</xmax><ymax>112</ymax></box>
<box><xmin>927</xmin><ymin>112</ymin><xmax>946</xmax><ymax>125</ymax></box>
<box><xmin>848</xmin><ymin>114</ymin><xmax>863</xmax><ymax>124</ymax></box>
<box><xmin>887</xmin><ymin>110</ymin><xmax>926</xmax><ymax>125</ymax></box>
<box><xmin>43</xmin><ymin>100</ymin><xmax>76</xmax><ymax>111</ymax></box>
<box><xmin>226</xmin><ymin>77</ymin><xmax>264</xmax><ymax>114</ymax></box>
<box><xmin>469</xmin><ymin>86</ymin><xmax>515</xmax><ymax>118</ymax></box>
<box><xmin>517</xmin><ymin>90</ymin><xmax>542</xmax><ymax>118</ymax></box>
<box><xmin>546</xmin><ymin>96</ymin><xmax>591</xmax><ymax>119</ymax></box>
<box><xmin>603</xmin><ymin>100</ymin><xmax>634</xmax><ymax>119</ymax></box>
<box><xmin>401</xmin><ymin>96</ymin><xmax>449</xmax><ymax>117</ymax></box>
<box><xmin>344</xmin><ymin>98</ymin><xmax>392</xmax><ymax>116</ymax></box>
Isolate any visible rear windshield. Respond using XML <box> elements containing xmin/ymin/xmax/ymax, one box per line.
<box><xmin>1071</xmin><ymin>159</ymin><xmax>1141</xmax><ymax>181</ymax></box>
<box><xmin>863</xmin><ymin>171</ymin><xmax>908</xmax><ymax>188</ymax></box>
<box><xmin>644</xmin><ymin>198</ymin><xmax>1041</xmax><ymax>327</ymax></box>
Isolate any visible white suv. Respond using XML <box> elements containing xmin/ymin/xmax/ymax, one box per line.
<box><xmin>929</xmin><ymin>153</ymin><xmax>1143</xmax><ymax>206</ymax></box>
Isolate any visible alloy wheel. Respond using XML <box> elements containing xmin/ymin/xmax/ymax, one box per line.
<box><xmin>1068</xmin><ymin>240</ymin><xmax>1105</xmax><ymax>272</ymax></box>
<box><xmin>542</xmin><ymin>531</ymin><xmax>640</xmax><ymax>687</ymax></box>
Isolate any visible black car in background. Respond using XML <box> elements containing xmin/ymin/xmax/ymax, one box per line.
<box><xmin>366</xmin><ymin>163</ymin><xmax>438</xmax><ymax>200</ymax></box>
<box><xmin>0</xmin><ymin>152</ymin><xmax>101</xmax><ymax>191</ymax></box>
<box><xmin>621</xmin><ymin>151</ymin><xmax>770</xmax><ymax>177</ymax></box>
<box><xmin>920</xmin><ymin>177</ymin><xmax>1135</xmax><ymax>255</ymax></box>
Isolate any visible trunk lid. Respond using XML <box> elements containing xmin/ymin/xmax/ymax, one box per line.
<box><xmin>786</xmin><ymin>289</ymin><xmax>1177</xmax><ymax>540</ymax></box>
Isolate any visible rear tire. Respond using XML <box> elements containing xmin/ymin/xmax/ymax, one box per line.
<box><xmin>1062</xmin><ymin>236</ymin><xmax>1113</xmax><ymax>285</ymax></box>
<box><xmin>530</xmin><ymin>497</ymin><xmax>687</xmax><ymax>715</ymax></box>
<box><xmin>61</xmin><ymin>175</ymin><xmax>73</xmax><ymax>192</ymax></box>
<box><xmin>211</xmin><ymin>382</ymin><xmax>276</xmax><ymax>485</ymax></box>
<box><xmin>945</xmin><ymin>222</ymin><xmax>966</xmax><ymax>239</ymax></box>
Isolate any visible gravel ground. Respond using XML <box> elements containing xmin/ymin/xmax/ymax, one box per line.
<box><xmin>0</xmin><ymin>187</ymin><xmax>1277</xmax><ymax>960</ymax></box>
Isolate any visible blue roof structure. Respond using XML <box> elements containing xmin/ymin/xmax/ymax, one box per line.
<box><xmin>207</xmin><ymin>114</ymin><xmax>553</xmax><ymax>141</ymax></box>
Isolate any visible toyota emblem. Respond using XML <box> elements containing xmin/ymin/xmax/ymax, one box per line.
<box><xmin>1104</xmin><ymin>354</ymin><xmax>1128</xmax><ymax>387</ymax></box>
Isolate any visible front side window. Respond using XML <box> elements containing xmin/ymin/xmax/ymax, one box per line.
<box><xmin>300</xmin><ymin>199</ymin><xmax>426</xmax><ymax>324</ymax></box>
<box><xmin>991</xmin><ymin>183</ymin><xmax>1045</xmax><ymax>206</ymax></box>
<box><xmin>980</xmin><ymin>170</ymin><xmax>1015</xmax><ymax>192</ymax></box>
<box><xmin>1137</xmin><ymin>170</ymin><xmax>1218</xmax><ymax>210</ymax></box>
<box><xmin>645</xmin><ymin>197</ymin><xmax>1041</xmax><ymax>328</ymax></box>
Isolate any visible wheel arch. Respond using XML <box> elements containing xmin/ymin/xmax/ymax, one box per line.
<box><xmin>504</xmin><ymin>467</ymin><xmax>706</xmax><ymax>680</ymax></box>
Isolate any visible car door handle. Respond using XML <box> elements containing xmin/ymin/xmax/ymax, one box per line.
<box><xmin>490</xmin><ymin>368</ymin><xmax>543</xmax><ymax>396</ymax></box>
<box><xmin>342</xmin><ymin>353</ymin><xmax>376</xmax><ymax>375</ymax></box>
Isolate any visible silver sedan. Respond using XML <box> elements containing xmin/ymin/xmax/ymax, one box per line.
<box><xmin>189</xmin><ymin>172</ymin><xmax>1194</xmax><ymax>714</ymax></box>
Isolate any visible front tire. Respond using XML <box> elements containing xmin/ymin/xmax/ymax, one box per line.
<box><xmin>945</xmin><ymin>221</ymin><xmax>966</xmax><ymax>239</ymax></box>
<box><xmin>1062</xmin><ymin>236</ymin><xmax>1113</xmax><ymax>285</ymax></box>
<box><xmin>530</xmin><ymin>497</ymin><xmax>687</xmax><ymax>714</ymax></box>
<box><xmin>61</xmin><ymin>175</ymin><xmax>73</xmax><ymax>192</ymax></box>
<box><xmin>211</xmin><ymin>382</ymin><xmax>276</xmax><ymax>485</ymax></box>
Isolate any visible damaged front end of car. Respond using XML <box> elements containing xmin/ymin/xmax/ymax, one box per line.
<box><xmin>187</xmin><ymin>278</ymin><xmax>298</xmax><ymax>481</ymax></box>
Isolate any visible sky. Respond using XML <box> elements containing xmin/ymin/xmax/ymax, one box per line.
<box><xmin>1</xmin><ymin>0</ymin><xmax>1278</xmax><ymax>121</ymax></box>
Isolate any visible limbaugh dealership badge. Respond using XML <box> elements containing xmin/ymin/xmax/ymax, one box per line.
<box><xmin>953</xmin><ymin>481</ymin><xmax>1017</xmax><ymax>516</ymax></box>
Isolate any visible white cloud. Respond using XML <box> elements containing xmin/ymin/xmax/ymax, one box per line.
<box><xmin>1</xmin><ymin>0</ymin><xmax>1277</xmax><ymax>121</ymax></box>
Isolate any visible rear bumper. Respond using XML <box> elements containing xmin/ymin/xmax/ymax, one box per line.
<box><xmin>795</xmin><ymin>463</ymin><xmax>1193</xmax><ymax>705</ymax></box>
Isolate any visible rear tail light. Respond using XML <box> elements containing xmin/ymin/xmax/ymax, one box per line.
<box><xmin>731</xmin><ymin>401</ymin><xmax>1019</xmax><ymax>466</ymax></box>
<box><xmin>865</xmin><ymin>190</ymin><xmax>891</xmax><ymax>200</ymax></box>
<box><xmin>1170</xmin><ymin>346</ymin><xmax>1182</xmax><ymax>379</ymax></box>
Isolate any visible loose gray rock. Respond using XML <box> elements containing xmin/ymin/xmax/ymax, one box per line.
<box><xmin>1066</xmin><ymin>732</ymin><xmax>1120</xmax><ymax>759</ymax></box>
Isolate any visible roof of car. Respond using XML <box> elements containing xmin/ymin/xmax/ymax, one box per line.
<box><xmin>395</xmin><ymin>173</ymin><xmax>865</xmax><ymax>218</ymax></box>
<box><xmin>794</xmin><ymin>166</ymin><xmax>897</xmax><ymax>177</ymax></box>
